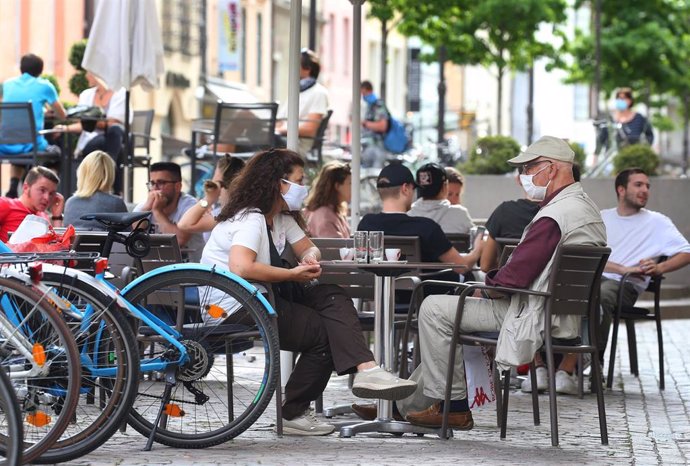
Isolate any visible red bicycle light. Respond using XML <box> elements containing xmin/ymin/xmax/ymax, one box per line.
<box><xmin>28</xmin><ymin>262</ymin><xmax>43</xmax><ymax>283</ymax></box>
<box><xmin>94</xmin><ymin>258</ymin><xmax>109</xmax><ymax>275</ymax></box>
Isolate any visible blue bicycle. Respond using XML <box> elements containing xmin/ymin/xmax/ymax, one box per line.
<box><xmin>0</xmin><ymin>211</ymin><xmax>280</xmax><ymax>458</ymax></box>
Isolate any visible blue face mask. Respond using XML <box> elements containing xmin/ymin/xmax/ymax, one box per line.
<box><xmin>363</xmin><ymin>93</ymin><xmax>378</xmax><ymax>105</ymax></box>
<box><xmin>615</xmin><ymin>98</ymin><xmax>629</xmax><ymax>111</ymax></box>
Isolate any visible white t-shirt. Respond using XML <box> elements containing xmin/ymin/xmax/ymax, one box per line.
<box><xmin>278</xmin><ymin>82</ymin><xmax>329</xmax><ymax>156</ymax></box>
<box><xmin>75</xmin><ymin>87</ymin><xmax>131</xmax><ymax>154</ymax></box>
<box><xmin>200</xmin><ymin>209</ymin><xmax>305</xmax><ymax>322</ymax></box>
<box><xmin>602</xmin><ymin>207</ymin><xmax>690</xmax><ymax>292</ymax></box>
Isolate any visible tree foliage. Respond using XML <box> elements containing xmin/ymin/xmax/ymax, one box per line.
<box><xmin>613</xmin><ymin>144</ymin><xmax>660</xmax><ymax>175</ymax></box>
<box><xmin>461</xmin><ymin>135</ymin><xmax>521</xmax><ymax>174</ymax></box>
<box><xmin>563</xmin><ymin>0</ymin><xmax>689</xmax><ymax>98</ymax></box>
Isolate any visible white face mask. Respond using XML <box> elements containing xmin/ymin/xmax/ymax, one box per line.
<box><xmin>281</xmin><ymin>179</ymin><xmax>309</xmax><ymax>211</ymax></box>
<box><xmin>519</xmin><ymin>164</ymin><xmax>552</xmax><ymax>201</ymax></box>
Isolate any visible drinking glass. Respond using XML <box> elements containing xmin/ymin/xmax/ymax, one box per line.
<box><xmin>354</xmin><ymin>231</ymin><xmax>368</xmax><ymax>263</ymax></box>
<box><xmin>369</xmin><ymin>231</ymin><xmax>384</xmax><ymax>262</ymax></box>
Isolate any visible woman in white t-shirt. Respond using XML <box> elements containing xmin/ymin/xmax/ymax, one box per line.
<box><xmin>201</xmin><ymin>149</ymin><xmax>416</xmax><ymax>435</ymax></box>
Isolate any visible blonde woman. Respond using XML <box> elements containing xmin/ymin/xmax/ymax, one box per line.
<box><xmin>304</xmin><ymin>161</ymin><xmax>351</xmax><ymax>238</ymax></box>
<box><xmin>63</xmin><ymin>150</ymin><xmax>127</xmax><ymax>230</ymax></box>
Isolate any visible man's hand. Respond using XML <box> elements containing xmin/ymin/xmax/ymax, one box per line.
<box><xmin>151</xmin><ymin>191</ymin><xmax>168</xmax><ymax>212</ymax></box>
<box><xmin>290</xmin><ymin>264</ymin><xmax>322</xmax><ymax>282</ymax></box>
<box><xmin>638</xmin><ymin>258</ymin><xmax>661</xmax><ymax>276</ymax></box>
<box><xmin>50</xmin><ymin>193</ymin><xmax>65</xmax><ymax>217</ymax></box>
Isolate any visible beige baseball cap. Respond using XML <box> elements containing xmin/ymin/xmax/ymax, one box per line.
<box><xmin>508</xmin><ymin>135</ymin><xmax>575</xmax><ymax>166</ymax></box>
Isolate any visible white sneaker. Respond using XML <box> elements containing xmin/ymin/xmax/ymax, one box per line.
<box><xmin>352</xmin><ymin>367</ymin><xmax>417</xmax><ymax>400</ymax></box>
<box><xmin>555</xmin><ymin>370</ymin><xmax>579</xmax><ymax>395</ymax></box>
<box><xmin>280</xmin><ymin>408</ymin><xmax>335</xmax><ymax>436</ymax></box>
<box><xmin>521</xmin><ymin>366</ymin><xmax>548</xmax><ymax>393</ymax></box>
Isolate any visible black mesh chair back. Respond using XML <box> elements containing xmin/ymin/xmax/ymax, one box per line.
<box><xmin>213</xmin><ymin>102</ymin><xmax>278</xmax><ymax>154</ymax></box>
<box><xmin>0</xmin><ymin>102</ymin><xmax>38</xmax><ymax>148</ymax></box>
<box><xmin>445</xmin><ymin>233</ymin><xmax>471</xmax><ymax>253</ymax></box>
<box><xmin>311</xmin><ymin>237</ymin><xmax>375</xmax><ymax>301</ymax></box>
<box><xmin>131</xmin><ymin>110</ymin><xmax>155</xmax><ymax>152</ymax></box>
<box><xmin>306</xmin><ymin>109</ymin><xmax>333</xmax><ymax>165</ymax></box>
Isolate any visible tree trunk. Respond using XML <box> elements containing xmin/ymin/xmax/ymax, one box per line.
<box><xmin>527</xmin><ymin>66</ymin><xmax>534</xmax><ymax>145</ymax></box>
<box><xmin>497</xmin><ymin>66</ymin><xmax>504</xmax><ymax>135</ymax></box>
<box><xmin>683</xmin><ymin>91</ymin><xmax>690</xmax><ymax>175</ymax></box>
<box><xmin>380</xmin><ymin>19</ymin><xmax>388</xmax><ymax>102</ymax></box>
<box><xmin>437</xmin><ymin>46</ymin><xmax>447</xmax><ymax>155</ymax></box>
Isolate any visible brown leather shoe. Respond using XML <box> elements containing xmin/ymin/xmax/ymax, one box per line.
<box><xmin>405</xmin><ymin>403</ymin><xmax>473</xmax><ymax>430</ymax></box>
<box><xmin>351</xmin><ymin>403</ymin><xmax>404</xmax><ymax>421</ymax></box>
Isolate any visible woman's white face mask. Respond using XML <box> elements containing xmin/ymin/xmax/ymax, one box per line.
<box><xmin>519</xmin><ymin>163</ymin><xmax>552</xmax><ymax>201</ymax></box>
<box><xmin>281</xmin><ymin>179</ymin><xmax>309</xmax><ymax>211</ymax></box>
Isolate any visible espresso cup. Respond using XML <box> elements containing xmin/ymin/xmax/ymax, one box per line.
<box><xmin>339</xmin><ymin>247</ymin><xmax>354</xmax><ymax>261</ymax></box>
<box><xmin>385</xmin><ymin>248</ymin><xmax>401</xmax><ymax>261</ymax></box>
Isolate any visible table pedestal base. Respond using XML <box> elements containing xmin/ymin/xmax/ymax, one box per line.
<box><xmin>339</xmin><ymin>419</ymin><xmax>451</xmax><ymax>438</ymax></box>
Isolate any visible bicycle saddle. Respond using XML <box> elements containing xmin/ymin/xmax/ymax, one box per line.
<box><xmin>80</xmin><ymin>212</ymin><xmax>152</xmax><ymax>232</ymax></box>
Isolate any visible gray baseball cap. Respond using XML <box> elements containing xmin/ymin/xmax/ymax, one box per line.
<box><xmin>508</xmin><ymin>135</ymin><xmax>575</xmax><ymax>166</ymax></box>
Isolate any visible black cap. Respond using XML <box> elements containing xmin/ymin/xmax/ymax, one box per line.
<box><xmin>416</xmin><ymin>163</ymin><xmax>447</xmax><ymax>198</ymax></box>
<box><xmin>376</xmin><ymin>163</ymin><xmax>416</xmax><ymax>188</ymax></box>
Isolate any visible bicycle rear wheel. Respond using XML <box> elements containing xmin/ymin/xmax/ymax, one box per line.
<box><xmin>32</xmin><ymin>270</ymin><xmax>139</xmax><ymax>464</ymax></box>
<box><xmin>0</xmin><ymin>367</ymin><xmax>22</xmax><ymax>466</ymax></box>
<box><xmin>0</xmin><ymin>277</ymin><xmax>81</xmax><ymax>464</ymax></box>
<box><xmin>122</xmin><ymin>268</ymin><xmax>279</xmax><ymax>448</ymax></box>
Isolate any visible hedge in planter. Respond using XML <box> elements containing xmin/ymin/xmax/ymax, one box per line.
<box><xmin>613</xmin><ymin>144</ymin><xmax>659</xmax><ymax>175</ymax></box>
<box><xmin>461</xmin><ymin>135</ymin><xmax>521</xmax><ymax>175</ymax></box>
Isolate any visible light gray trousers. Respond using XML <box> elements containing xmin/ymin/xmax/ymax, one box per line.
<box><xmin>397</xmin><ymin>294</ymin><xmax>510</xmax><ymax>416</ymax></box>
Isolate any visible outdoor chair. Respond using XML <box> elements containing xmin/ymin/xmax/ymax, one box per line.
<box><xmin>441</xmin><ymin>244</ymin><xmax>611</xmax><ymax>446</ymax></box>
<box><xmin>189</xmin><ymin>102</ymin><xmax>278</xmax><ymax>190</ymax></box>
<box><xmin>0</xmin><ymin>102</ymin><xmax>62</xmax><ymax>192</ymax></box>
<box><xmin>445</xmin><ymin>233</ymin><xmax>471</xmax><ymax>253</ymax></box>
<box><xmin>606</xmin><ymin>257</ymin><xmax>667</xmax><ymax>390</ymax></box>
<box><xmin>304</xmin><ymin>109</ymin><xmax>333</xmax><ymax>166</ymax></box>
<box><xmin>125</xmin><ymin>109</ymin><xmax>155</xmax><ymax>201</ymax></box>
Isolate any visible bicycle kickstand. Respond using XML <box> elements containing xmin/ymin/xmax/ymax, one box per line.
<box><xmin>143</xmin><ymin>366</ymin><xmax>177</xmax><ymax>452</ymax></box>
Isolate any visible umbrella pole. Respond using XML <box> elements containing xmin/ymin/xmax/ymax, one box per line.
<box><xmin>124</xmin><ymin>90</ymin><xmax>132</xmax><ymax>203</ymax></box>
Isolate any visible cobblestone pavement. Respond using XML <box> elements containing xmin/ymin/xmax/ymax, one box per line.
<box><xmin>63</xmin><ymin>320</ymin><xmax>690</xmax><ymax>466</ymax></box>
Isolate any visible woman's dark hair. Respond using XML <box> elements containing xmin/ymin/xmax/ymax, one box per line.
<box><xmin>217</xmin><ymin>149</ymin><xmax>305</xmax><ymax>222</ymax></box>
<box><xmin>216</xmin><ymin>154</ymin><xmax>245</xmax><ymax>187</ymax></box>
<box><xmin>616</xmin><ymin>87</ymin><xmax>635</xmax><ymax>106</ymax></box>
<box><xmin>305</xmin><ymin>161</ymin><xmax>351</xmax><ymax>214</ymax></box>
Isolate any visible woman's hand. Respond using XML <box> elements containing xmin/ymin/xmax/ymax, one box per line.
<box><xmin>203</xmin><ymin>180</ymin><xmax>221</xmax><ymax>205</ymax></box>
<box><xmin>290</xmin><ymin>264</ymin><xmax>322</xmax><ymax>282</ymax></box>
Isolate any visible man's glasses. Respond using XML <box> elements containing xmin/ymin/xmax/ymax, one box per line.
<box><xmin>146</xmin><ymin>180</ymin><xmax>178</xmax><ymax>189</ymax></box>
<box><xmin>518</xmin><ymin>160</ymin><xmax>552</xmax><ymax>175</ymax></box>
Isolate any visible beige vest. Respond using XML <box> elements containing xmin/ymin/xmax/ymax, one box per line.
<box><xmin>495</xmin><ymin>182</ymin><xmax>607</xmax><ymax>371</ymax></box>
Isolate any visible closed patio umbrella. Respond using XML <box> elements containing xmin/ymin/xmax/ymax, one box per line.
<box><xmin>82</xmin><ymin>0</ymin><xmax>165</xmax><ymax>202</ymax></box>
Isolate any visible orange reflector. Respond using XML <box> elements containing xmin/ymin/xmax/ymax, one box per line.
<box><xmin>32</xmin><ymin>343</ymin><xmax>46</xmax><ymax>367</ymax></box>
<box><xmin>206</xmin><ymin>304</ymin><xmax>227</xmax><ymax>319</ymax></box>
<box><xmin>26</xmin><ymin>411</ymin><xmax>51</xmax><ymax>427</ymax></box>
<box><xmin>94</xmin><ymin>257</ymin><xmax>109</xmax><ymax>275</ymax></box>
<box><xmin>164</xmin><ymin>404</ymin><xmax>185</xmax><ymax>417</ymax></box>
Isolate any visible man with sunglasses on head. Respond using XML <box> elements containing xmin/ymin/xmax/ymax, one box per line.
<box><xmin>134</xmin><ymin>162</ymin><xmax>205</xmax><ymax>261</ymax></box>
<box><xmin>398</xmin><ymin>136</ymin><xmax>607</xmax><ymax>430</ymax></box>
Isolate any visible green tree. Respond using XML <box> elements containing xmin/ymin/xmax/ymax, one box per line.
<box><xmin>461</xmin><ymin>135</ymin><xmax>521</xmax><ymax>174</ymax></box>
<box><xmin>366</xmin><ymin>1</ymin><xmax>397</xmax><ymax>102</ymax></box>
<box><xmin>562</xmin><ymin>0</ymin><xmax>684</xmax><ymax>106</ymax></box>
<box><xmin>387</xmin><ymin>0</ymin><xmax>567</xmax><ymax>135</ymax></box>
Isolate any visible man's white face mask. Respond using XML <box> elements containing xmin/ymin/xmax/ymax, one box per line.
<box><xmin>519</xmin><ymin>163</ymin><xmax>552</xmax><ymax>201</ymax></box>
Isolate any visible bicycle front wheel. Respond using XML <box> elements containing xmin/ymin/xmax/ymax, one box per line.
<box><xmin>33</xmin><ymin>270</ymin><xmax>140</xmax><ymax>464</ymax></box>
<box><xmin>122</xmin><ymin>268</ymin><xmax>279</xmax><ymax>448</ymax></box>
<box><xmin>0</xmin><ymin>277</ymin><xmax>81</xmax><ymax>464</ymax></box>
<box><xmin>0</xmin><ymin>367</ymin><xmax>22</xmax><ymax>466</ymax></box>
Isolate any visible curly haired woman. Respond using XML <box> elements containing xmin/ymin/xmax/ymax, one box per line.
<box><xmin>201</xmin><ymin>149</ymin><xmax>416</xmax><ymax>436</ymax></box>
<box><xmin>304</xmin><ymin>161</ymin><xmax>351</xmax><ymax>238</ymax></box>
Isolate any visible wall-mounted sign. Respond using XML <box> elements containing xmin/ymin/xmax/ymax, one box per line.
<box><xmin>218</xmin><ymin>0</ymin><xmax>242</xmax><ymax>72</ymax></box>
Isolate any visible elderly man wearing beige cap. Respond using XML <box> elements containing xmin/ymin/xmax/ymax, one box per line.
<box><xmin>394</xmin><ymin>136</ymin><xmax>607</xmax><ymax>430</ymax></box>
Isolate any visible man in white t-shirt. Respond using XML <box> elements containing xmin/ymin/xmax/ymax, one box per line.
<box><xmin>134</xmin><ymin>162</ymin><xmax>205</xmax><ymax>262</ymax></box>
<box><xmin>275</xmin><ymin>49</ymin><xmax>329</xmax><ymax>157</ymax></box>
<box><xmin>598</xmin><ymin>168</ymin><xmax>690</xmax><ymax>357</ymax></box>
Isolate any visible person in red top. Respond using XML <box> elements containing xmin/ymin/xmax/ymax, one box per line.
<box><xmin>0</xmin><ymin>166</ymin><xmax>64</xmax><ymax>243</ymax></box>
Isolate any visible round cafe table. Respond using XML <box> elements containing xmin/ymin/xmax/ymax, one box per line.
<box><xmin>319</xmin><ymin>260</ymin><xmax>460</xmax><ymax>438</ymax></box>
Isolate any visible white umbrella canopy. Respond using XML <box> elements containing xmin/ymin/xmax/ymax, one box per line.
<box><xmin>82</xmin><ymin>0</ymin><xmax>164</xmax><ymax>201</ymax></box>
<box><xmin>82</xmin><ymin>0</ymin><xmax>164</xmax><ymax>91</ymax></box>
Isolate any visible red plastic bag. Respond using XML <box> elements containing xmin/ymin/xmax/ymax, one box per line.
<box><xmin>9</xmin><ymin>225</ymin><xmax>75</xmax><ymax>254</ymax></box>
